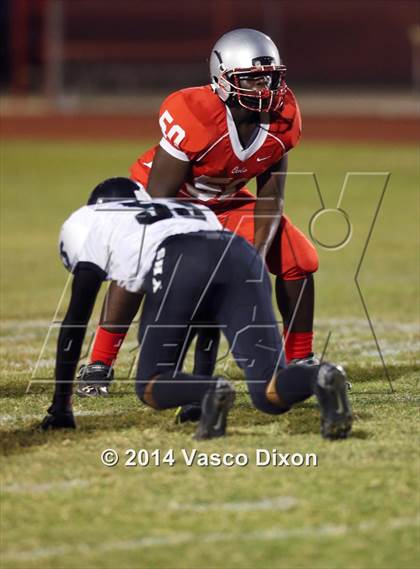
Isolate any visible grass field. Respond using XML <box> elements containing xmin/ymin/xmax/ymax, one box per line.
<box><xmin>1</xmin><ymin>138</ymin><xmax>419</xmax><ymax>569</ymax></box>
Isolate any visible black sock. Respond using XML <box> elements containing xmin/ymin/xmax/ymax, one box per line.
<box><xmin>150</xmin><ymin>372</ymin><xmax>215</xmax><ymax>409</ymax></box>
<box><xmin>275</xmin><ymin>365</ymin><xmax>319</xmax><ymax>407</ymax></box>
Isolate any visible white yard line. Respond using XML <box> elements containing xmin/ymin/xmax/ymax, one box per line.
<box><xmin>169</xmin><ymin>496</ymin><xmax>297</xmax><ymax>513</ymax></box>
<box><xmin>2</xmin><ymin>515</ymin><xmax>418</xmax><ymax>562</ymax></box>
<box><xmin>2</xmin><ymin>489</ymin><xmax>296</xmax><ymax>516</ymax></box>
<box><xmin>0</xmin><ymin>319</ymin><xmax>52</xmax><ymax>330</ymax></box>
<box><xmin>2</xmin><ymin>318</ymin><xmax>418</xmax><ymax>334</ymax></box>
<box><xmin>3</xmin><ymin>479</ymin><xmax>90</xmax><ymax>495</ymax></box>
<box><xmin>0</xmin><ymin>409</ymin><xmax>125</xmax><ymax>425</ymax></box>
<box><xmin>316</xmin><ymin>318</ymin><xmax>419</xmax><ymax>334</ymax></box>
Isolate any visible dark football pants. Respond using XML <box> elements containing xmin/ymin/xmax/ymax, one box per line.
<box><xmin>136</xmin><ymin>231</ymin><xmax>287</xmax><ymax>414</ymax></box>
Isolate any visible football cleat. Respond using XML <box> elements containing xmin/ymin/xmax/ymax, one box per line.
<box><xmin>40</xmin><ymin>407</ymin><xmax>76</xmax><ymax>430</ymax></box>
<box><xmin>174</xmin><ymin>404</ymin><xmax>202</xmax><ymax>424</ymax></box>
<box><xmin>75</xmin><ymin>361</ymin><xmax>114</xmax><ymax>398</ymax></box>
<box><xmin>289</xmin><ymin>353</ymin><xmax>320</xmax><ymax>366</ymax></box>
<box><xmin>290</xmin><ymin>355</ymin><xmax>352</xmax><ymax>390</ymax></box>
<box><xmin>314</xmin><ymin>363</ymin><xmax>353</xmax><ymax>440</ymax></box>
<box><xmin>76</xmin><ymin>384</ymin><xmax>110</xmax><ymax>397</ymax></box>
<box><xmin>194</xmin><ymin>378</ymin><xmax>235</xmax><ymax>440</ymax></box>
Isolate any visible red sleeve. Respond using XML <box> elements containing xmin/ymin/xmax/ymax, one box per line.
<box><xmin>158</xmin><ymin>90</ymin><xmax>210</xmax><ymax>161</ymax></box>
<box><xmin>273</xmin><ymin>88</ymin><xmax>302</xmax><ymax>152</ymax></box>
<box><xmin>288</xmin><ymin>98</ymin><xmax>302</xmax><ymax>150</ymax></box>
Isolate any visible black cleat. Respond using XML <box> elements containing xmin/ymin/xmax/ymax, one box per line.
<box><xmin>194</xmin><ymin>378</ymin><xmax>235</xmax><ymax>440</ymax></box>
<box><xmin>175</xmin><ymin>404</ymin><xmax>202</xmax><ymax>424</ymax></box>
<box><xmin>290</xmin><ymin>355</ymin><xmax>351</xmax><ymax>390</ymax></box>
<box><xmin>289</xmin><ymin>353</ymin><xmax>320</xmax><ymax>366</ymax></box>
<box><xmin>40</xmin><ymin>408</ymin><xmax>76</xmax><ymax>430</ymax></box>
<box><xmin>75</xmin><ymin>362</ymin><xmax>114</xmax><ymax>397</ymax></box>
<box><xmin>314</xmin><ymin>363</ymin><xmax>353</xmax><ymax>440</ymax></box>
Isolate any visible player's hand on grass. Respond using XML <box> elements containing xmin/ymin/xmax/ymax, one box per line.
<box><xmin>40</xmin><ymin>406</ymin><xmax>76</xmax><ymax>430</ymax></box>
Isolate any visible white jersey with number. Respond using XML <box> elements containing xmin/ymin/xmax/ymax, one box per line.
<box><xmin>58</xmin><ymin>199</ymin><xmax>223</xmax><ymax>292</ymax></box>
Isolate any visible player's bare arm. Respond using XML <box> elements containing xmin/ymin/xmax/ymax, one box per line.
<box><xmin>99</xmin><ymin>281</ymin><xmax>143</xmax><ymax>335</ymax></box>
<box><xmin>74</xmin><ymin>281</ymin><xmax>144</xmax><ymax>398</ymax></box>
<box><xmin>147</xmin><ymin>146</ymin><xmax>190</xmax><ymax>197</ymax></box>
<box><xmin>254</xmin><ymin>154</ymin><xmax>287</xmax><ymax>258</ymax></box>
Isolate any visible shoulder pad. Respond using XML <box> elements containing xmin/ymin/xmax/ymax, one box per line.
<box><xmin>159</xmin><ymin>87</ymin><xmax>220</xmax><ymax>158</ymax></box>
<box><xmin>271</xmin><ymin>88</ymin><xmax>302</xmax><ymax>150</ymax></box>
<box><xmin>58</xmin><ymin>206</ymin><xmax>96</xmax><ymax>271</ymax></box>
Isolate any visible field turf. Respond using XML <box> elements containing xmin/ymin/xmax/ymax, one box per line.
<box><xmin>1</xmin><ymin>138</ymin><xmax>419</xmax><ymax>568</ymax></box>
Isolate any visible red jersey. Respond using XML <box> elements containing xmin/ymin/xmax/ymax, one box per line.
<box><xmin>130</xmin><ymin>85</ymin><xmax>301</xmax><ymax>207</ymax></box>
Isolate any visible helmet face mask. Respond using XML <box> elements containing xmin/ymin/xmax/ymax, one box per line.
<box><xmin>223</xmin><ymin>65</ymin><xmax>287</xmax><ymax>112</ymax></box>
<box><xmin>210</xmin><ymin>29</ymin><xmax>288</xmax><ymax>113</ymax></box>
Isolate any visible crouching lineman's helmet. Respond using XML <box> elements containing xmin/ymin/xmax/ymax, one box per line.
<box><xmin>210</xmin><ymin>28</ymin><xmax>287</xmax><ymax>113</ymax></box>
<box><xmin>87</xmin><ymin>177</ymin><xmax>149</xmax><ymax>205</ymax></box>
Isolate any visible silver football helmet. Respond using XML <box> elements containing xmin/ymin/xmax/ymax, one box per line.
<box><xmin>209</xmin><ymin>28</ymin><xmax>287</xmax><ymax>112</ymax></box>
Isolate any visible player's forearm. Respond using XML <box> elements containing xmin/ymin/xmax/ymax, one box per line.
<box><xmin>52</xmin><ymin>268</ymin><xmax>102</xmax><ymax>411</ymax></box>
<box><xmin>53</xmin><ymin>325</ymin><xmax>88</xmax><ymax>411</ymax></box>
<box><xmin>254</xmin><ymin>155</ymin><xmax>287</xmax><ymax>257</ymax></box>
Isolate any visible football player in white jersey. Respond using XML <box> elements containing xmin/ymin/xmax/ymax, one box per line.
<box><xmin>41</xmin><ymin>182</ymin><xmax>352</xmax><ymax>440</ymax></box>
<box><xmin>49</xmin><ymin>177</ymin><xmax>221</xmax><ymax>405</ymax></box>
<box><xmin>59</xmin><ymin>178</ymin><xmax>220</xmax><ymax>407</ymax></box>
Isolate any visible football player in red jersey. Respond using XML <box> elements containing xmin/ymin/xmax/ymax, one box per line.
<box><xmin>81</xmin><ymin>29</ymin><xmax>319</xmax><ymax>406</ymax></box>
<box><xmin>131</xmin><ymin>28</ymin><xmax>318</xmax><ymax>361</ymax></box>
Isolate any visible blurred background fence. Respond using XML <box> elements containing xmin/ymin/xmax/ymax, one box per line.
<box><xmin>3</xmin><ymin>0</ymin><xmax>420</xmax><ymax>97</ymax></box>
<box><xmin>1</xmin><ymin>0</ymin><xmax>419</xmax><ymax>140</ymax></box>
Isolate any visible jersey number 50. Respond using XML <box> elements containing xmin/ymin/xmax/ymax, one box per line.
<box><xmin>159</xmin><ymin>110</ymin><xmax>186</xmax><ymax>147</ymax></box>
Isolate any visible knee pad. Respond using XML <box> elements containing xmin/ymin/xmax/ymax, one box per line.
<box><xmin>267</xmin><ymin>216</ymin><xmax>319</xmax><ymax>278</ymax></box>
<box><xmin>282</xmin><ymin>217</ymin><xmax>319</xmax><ymax>276</ymax></box>
<box><xmin>135</xmin><ymin>376</ymin><xmax>150</xmax><ymax>403</ymax></box>
<box><xmin>135</xmin><ymin>375</ymin><xmax>161</xmax><ymax>409</ymax></box>
<box><xmin>248</xmin><ymin>385</ymin><xmax>289</xmax><ymax>416</ymax></box>
<box><xmin>281</xmin><ymin>254</ymin><xmax>318</xmax><ymax>281</ymax></box>
<box><xmin>291</xmin><ymin>242</ymin><xmax>319</xmax><ymax>275</ymax></box>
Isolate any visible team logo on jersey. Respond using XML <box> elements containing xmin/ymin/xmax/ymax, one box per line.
<box><xmin>152</xmin><ymin>247</ymin><xmax>166</xmax><ymax>293</ymax></box>
<box><xmin>231</xmin><ymin>166</ymin><xmax>248</xmax><ymax>175</ymax></box>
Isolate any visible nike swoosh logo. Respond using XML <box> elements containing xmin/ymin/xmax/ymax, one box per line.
<box><xmin>214</xmin><ymin>412</ymin><xmax>224</xmax><ymax>431</ymax></box>
<box><xmin>256</xmin><ymin>156</ymin><xmax>271</xmax><ymax>162</ymax></box>
<box><xmin>335</xmin><ymin>392</ymin><xmax>345</xmax><ymax>414</ymax></box>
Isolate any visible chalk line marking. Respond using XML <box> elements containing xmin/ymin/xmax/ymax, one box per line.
<box><xmin>0</xmin><ymin>409</ymin><xmax>125</xmax><ymax>426</ymax></box>
<box><xmin>2</xmin><ymin>515</ymin><xmax>419</xmax><ymax>562</ymax></box>
<box><xmin>1</xmin><ymin>318</ymin><xmax>418</xmax><ymax>335</ymax></box>
<box><xmin>169</xmin><ymin>496</ymin><xmax>297</xmax><ymax>513</ymax></box>
<box><xmin>3</xmin><ymin>479</ymin><xmax>90</xmax><ymax>495</ymax></box>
